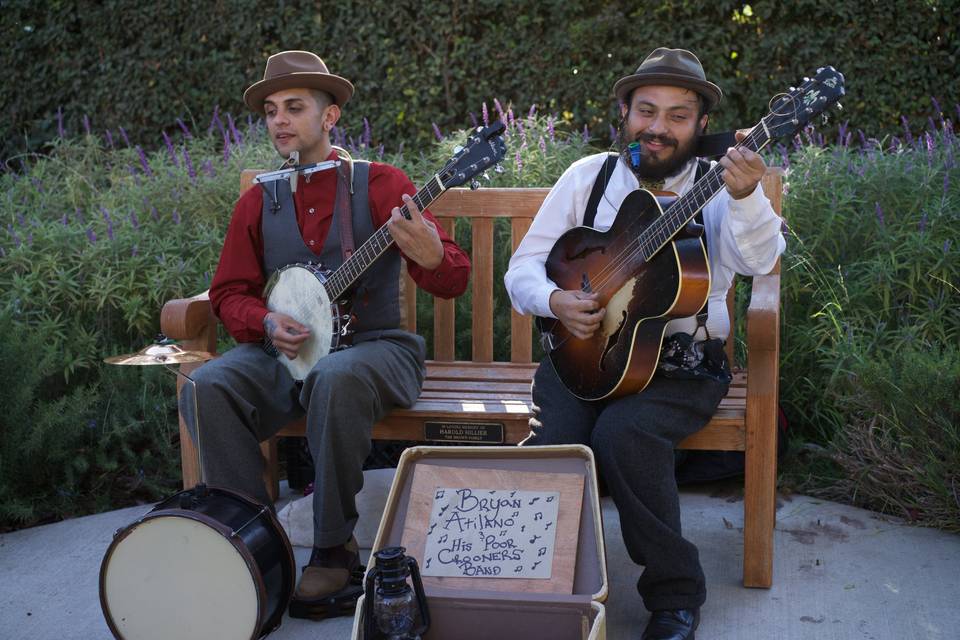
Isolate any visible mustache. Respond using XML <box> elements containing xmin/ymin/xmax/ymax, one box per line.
<box><xmin>634</xmin><ymin>133</ymin><xmax>678</xmax><ymax>147</ymax></box>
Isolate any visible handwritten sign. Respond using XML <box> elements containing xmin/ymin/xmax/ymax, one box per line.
<box><xmin>420</xmin><ymin>488</ymin><xmax>560</xmax><ymax>579</ymax></box>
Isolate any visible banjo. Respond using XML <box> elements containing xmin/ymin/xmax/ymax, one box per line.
<box><xmin>263</xmin><ymin>122</ymin><xmax>507</xmax><ymax>380</ymax></box>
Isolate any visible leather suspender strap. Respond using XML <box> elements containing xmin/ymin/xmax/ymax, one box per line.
<box><xmin>335</xmin><ymin>161</ymin><xmax>355</xmax><ymax>261</ymax></box>
<box><xmin>583</xmin><ymin>154</ymin><xmax>620</xmax><ymax>228</ymax></box>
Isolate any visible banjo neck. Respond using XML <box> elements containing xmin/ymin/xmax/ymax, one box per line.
<box><xmin>323</xmin><ymin>174</ymin><xmax>447</xmax><ymax>301</ymax></box>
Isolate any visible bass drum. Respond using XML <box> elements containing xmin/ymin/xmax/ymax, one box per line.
<box><xmin>99</xmin><ymin>485</ymin><xmax>295</xmax><ymax>640</ymax></box>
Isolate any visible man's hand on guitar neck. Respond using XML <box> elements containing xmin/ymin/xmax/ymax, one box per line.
<box><xmin>264</xmin><ymin>311</ymin><xmax>311</xmax><ymax>359</ymax></box>
<box><xmin>719</xmin><ymin>129</ymin><xmax>767</xmax><ymax>200</ymax></box>
<box><xmin>549</xmin><ymin>290</ymin><xmax>606</xmax><ymax>340</ymax></box>
<box><xmin>389</xmin><ymin>193</ymin><xmax>444</xmax><ymax>270</ymax></box>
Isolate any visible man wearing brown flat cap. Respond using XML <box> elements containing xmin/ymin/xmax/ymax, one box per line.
<box><xmin>181</xmin><ymin>50</ymin><xmax>470</xmax><ymax>620</ymax></box>
<box><xmin>506</xmin><ymin>48</ymin><xmax>785</xmax><ymax>639</ymax></box>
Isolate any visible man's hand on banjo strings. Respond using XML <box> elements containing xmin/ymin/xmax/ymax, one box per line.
<box><xmin>389</xmin><ymin>193</ymin><xmax>444</xmax><ymax>270</ymax></box>
<box><xmin>264</xmin><ymin>311</ymin><xmax>311</xmax><ymax>359</ymax></box>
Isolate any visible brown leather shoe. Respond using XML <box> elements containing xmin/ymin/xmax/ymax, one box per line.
<box><xmin>295</xmin><ymin>536</ymin><xmax>360</xmax><ymax>599</ymax></box>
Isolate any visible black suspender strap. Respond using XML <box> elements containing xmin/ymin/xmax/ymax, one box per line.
<box><xmin>582</xmin><ymin>154</ymin><xmax>620</xmax><ymax>228</ymax></box>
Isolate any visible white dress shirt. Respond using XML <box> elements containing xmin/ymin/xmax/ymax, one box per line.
<box><xmin>504</xmin><ymin>153</ymin><xmax>786</xmax><ymax>341</ymax></box>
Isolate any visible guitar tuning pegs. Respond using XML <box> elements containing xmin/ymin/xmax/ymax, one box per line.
<box><xmin>482</xmin><ymin>171</ymin><xmax>491</xmax><ymax>181</ymax></box>
<box><xmin>494</xmin><ymin>163</ymin><xmax>505</xmax><ymax>174</ymax></box>
<box><xmin>821</xmin><ymin>113</ymin><xmax>829</xmax><ymax>125</ymax></box>
<box><xmin>836</xmin><ymin>102</ymin><xmax>844</xmax><ymax>111</ymax></box>
<box><xmin>453</xmin><ymin>145</ymin><xmax>464</xmax><ymax>154</ymax></box>
<box><xmin>470</xmin><ymin>179</ymin><xmax>481</xmax><ymax>190</ymax></box>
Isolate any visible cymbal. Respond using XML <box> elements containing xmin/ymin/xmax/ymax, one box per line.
<box><xmin>104</xmin><ymin>344</ymin><xmax>216</xmax><ymax>366</ymax></box>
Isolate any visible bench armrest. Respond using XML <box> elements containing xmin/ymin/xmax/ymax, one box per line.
<box><xmin>745</xmin><ymin>272</ymin><xmax>780</xmax><ymax>353</ymax></box>
<box><xmin>160</xmin><ymin>290</ymin><xmax>219</xmax><ymax>354</ymax></box>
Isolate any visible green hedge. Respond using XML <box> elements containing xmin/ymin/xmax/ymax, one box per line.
<box><xmin>3</xmin><ymin>0</ymin><xmax>957</xmax><ymax>162</ymax></box>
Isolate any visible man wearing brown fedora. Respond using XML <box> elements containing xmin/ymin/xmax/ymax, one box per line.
<box><xmin>506</xmin><ymin>48</ymin><xmax>785</xmax><ymax>639</ymax></box>
<box><xmin>180</xmin><ymin>50</ymin><xmax>470</xmax><ymax>619</ymax></box>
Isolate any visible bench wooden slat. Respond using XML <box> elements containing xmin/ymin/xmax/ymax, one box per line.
<box><xmin>433</xmin><ymin>217</ymin><xmax>457</xmax><ymax>360</ymax></box>
<box><xmin>510</xmin><ymin>217</ymin><xmax>534</xmax><ymax>363</ymax></box>
<box><xmin>472</xmin><ymin>217</ymin><xmax>495</xmax><ymax>362</ymax></box>
<box><xmin>430</xmin><ymin>188</ymin><xmax>551</xmax><ymax>218</ymax></box>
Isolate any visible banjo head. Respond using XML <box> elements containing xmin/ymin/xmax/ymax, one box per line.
<box><xmin>265</xmin><ymin>264</ymin><xmax>338</xmax><ymax>381</ymax></box>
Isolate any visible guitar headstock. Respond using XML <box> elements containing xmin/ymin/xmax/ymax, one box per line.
<box><xmin>437</xmin><ymin>121</ymin><xmax>508</xmax><ymax>189</ymax></box>
<box><xmin>763</xmin><ymin>66</ymin><xmax>845</xmax><ymax>141</ymax></box>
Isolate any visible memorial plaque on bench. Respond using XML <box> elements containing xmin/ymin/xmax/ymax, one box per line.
<box><xmin>424</xmin><ymin>421</ymin><xmax>505</xmax><ymax>444</ymax></box>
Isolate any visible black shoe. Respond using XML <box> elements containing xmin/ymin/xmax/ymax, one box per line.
<box><xmin>642</xmin><ymin>608</ymin><xmax>700</xmax><ymax>640</ymax></box>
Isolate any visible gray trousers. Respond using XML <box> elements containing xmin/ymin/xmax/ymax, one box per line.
<box><xmin>524</xmin><ymin>359</ymin><xmax>728</xmax><ymax>612</ymax></box>
<box><xmin>179</xmin><ymin>330</ymin><xmax>425</xmax><ymax>548</ymax></box>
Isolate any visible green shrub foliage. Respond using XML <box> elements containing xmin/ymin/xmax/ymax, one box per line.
<box><xmin>2</xmin><ymin>0</ymin><xmax>957</xmax><ymax>161</ymax></box>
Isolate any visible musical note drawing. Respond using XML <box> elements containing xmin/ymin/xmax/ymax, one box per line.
<box><xmin>439</xmin><ymin>504</ymin><xmax>449</xmax><ymax>515</ymax></box>
<box><xmin>510</xmin><ymin>491</ymin><xmax>517</xmax><ymax>498</ymax></box>
<box><xmin>514</xmin><ymin>565</ymin><xmax>523</xmax><ymax>573</ymax></box>
<box><xmin>489</xmin><ymin>490</ymin><xmax>496</xmax><ymax>495</ymax></box>
<box><xmin>534</xmin><ymin>512</ymin><xmax>543</xmax><ymax>521</ymax></box>
<box><xmin>426</xmin><ymin>558</ymin><xmax>432</xmax><ymax>569</ymax></box>
<box><xmin>538</xmin><ymin>547</ymin><xmax>547</xmax><ymax>557</ymax></box>
<box><xmin>500</xmin><ymin>529</ymin><xmax>507</xmax><ymax>537</ymax></box>
<box><xmin>546</xmin><ymin>495</ymin><xmax>555</xmax><ymax>502</ymax></box>
<box><xmin>528</xmin><ymin>497</ymin><xmax>541</xmax><ymax>506</ymax></box>
<box><xmin>435</xmin><ymin>489</ymin><xmax>445</xmax><ymax>500</ymax></box>
<box><xmin>521</xmin><ymin>525</ymin><xmax>526</xmax><ymax>532</ymax></box>
<box><xmin>428</xmin><ymin>523</ymin><xmax>437</xmax><ymax>534</ymax></box>
<box><xmin>529</xmin><ymin>535</ymin><xmax>541</xmax><ymax>544</ymax></box>
<box><xmin>512</xmin><ymin>511</ymin><xmax>519</xmax><ymax>518</ymax></box>
<box><xmin>438</xmin><ymin>534</ymin><xmax>448</xmax><ymax>544</ymax></box>
<box><xmin>544</xmin><ymin>522</ymin><xmax>553</xmax><ymax>531</ymax></box>
<box><xmin>531</xmin><ymin>561</ymin><xmax>541</xmax><ymax>571</ymax></box>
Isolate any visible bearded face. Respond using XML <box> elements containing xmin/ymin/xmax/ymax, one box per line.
<box><xmin>617</xmin><ymin>85</ymin><xmax>707</xmax><ymax>183</ymax></box>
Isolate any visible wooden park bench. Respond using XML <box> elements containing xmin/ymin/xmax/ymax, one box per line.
<box><xmin>160</xmin><ymin>168</ymin><xmax>783</xmax><ymax>588</ymax></box>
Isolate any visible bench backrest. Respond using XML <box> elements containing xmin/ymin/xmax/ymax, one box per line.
<box><xmin>240</xmin><ymin>169</ymin><xmax>783</xmax><ymax>367</ymax></box>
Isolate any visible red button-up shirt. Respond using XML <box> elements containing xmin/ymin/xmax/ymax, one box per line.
<box><xmin>210</xmin><ymin>154</ymin><xmax>471</xmax><ymax>342</ymax></box>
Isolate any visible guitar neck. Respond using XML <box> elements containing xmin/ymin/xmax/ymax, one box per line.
<box><xmin>639</xmin><ymin>122</ymin><xmax>773</xmax><ymax>260</ymax></box>
<box><xmin>324</xmin><ymin>174</ymin><xmax>447</xmax><ymax>301</ymax></box>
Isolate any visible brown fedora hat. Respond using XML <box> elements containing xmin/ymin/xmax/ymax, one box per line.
<box><xmin>243</xmin><ymin>50</ymin><xmax>354</xmax><ymax>114</ymax></box>
<box><xmin>613</xmin><ymin>48</ymin><xmax>722</xmax><ymax>111</ymax></box>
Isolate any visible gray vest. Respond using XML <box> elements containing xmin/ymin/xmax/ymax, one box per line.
<box><xmin>260</xmin><ymin>161</ymin><xmax>401</xmax><ymax>341</ymax></box>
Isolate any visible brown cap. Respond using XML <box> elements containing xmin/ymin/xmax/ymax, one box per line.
<box><xmin>243</xmin><ymin>51</ymin><xmax>354</xmax><ymax>114</ymax></box>
<box><xmin>613</xmin><ymin>48</ymin><xmax>722</xmax><ymax>111</ymax></box>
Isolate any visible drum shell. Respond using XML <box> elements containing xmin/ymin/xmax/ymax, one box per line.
<box><xmin>99</xmin><ymin>486</ymin><xmax>295</xmax><ymax>640</ymax></box>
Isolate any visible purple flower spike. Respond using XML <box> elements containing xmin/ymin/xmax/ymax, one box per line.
<box><xmin>100</xmin><ymin>206</ymin><xmax>112</xmax><ymax>224</ymax></box>
<box><xmin>493</xmin><ymin>98</ymin><xmax>504</xmax><ymax>116</ymax></box>
<box><xmin>539</xmin><ymin>135</ymin><xmax>547</xmax><ymax>155</ymax></box>
<box><xmin>222</xmin><ymin>132</ymin><xmax>232</xmax><ymax>165</ymax></box>
<box><xmin>432</xmin><ymin>122</ymin><xmax>444</xmax><ymax>141</ymax></box>
<box><xmin>136</xmin><ymin>146</ymin><xmax>153</xmax><ymax>177</ymax></box>
<box><xmin>507</xmin><ymin>108</ymin><xmax>515</xmax><ymax>129</ymax></box>
<box><xmin>227</xmin><ymin>113</ymin><xmax>242</xmax><ymax>146</ymax></box>
<box><xmin>83</xmin><ymin>115</ymin><xmax>91</xmax><ymax>135</ymax></box>
<box><xmin>129</xmin><ymin>210</ymin><xmax>140</xmax><ymax>230</ymax></box>
<box><xmin>363</xmin><ymin>118</ymin><xmax>372</xmax><ymax>148</ymax></box>
<box><xmin>75</xmin><ymin>207</ymin><xmax>84</xmax><ymax>224</ymax></box>
<box><xmin>857</xmin><ymin>129</ymin><xmax>867</xmax><ymax>149</ymax></box>
<box><xmin>208</xmin><ymin>105</ymin><xmax>223</xmax><ymax>135</ymax></box>
<box><xmin>61</xmin><ymin>213</ymin><xmax>69</xmax><ymax>226</ymax></box>
<box><xmin>131</xmin><ymin>244</ymin><xmax>138</xmax><ymax>257</ymax></box>
<box><xmin>469</xmin><ymin>112</ymin><xmax>478</xmax><ymax>127</ymax></box>
<box><xmin>176</xmin><ymin>118</ymin><xmax>192</xmax><ymax>139</ymax></box>
<box><xmin>203</xmin><ymin>159</ymin><xmax>215</xmax><ymax>178</ymax></box>
<box><xmin>172</xmin><ymin>209</ymin><xmax>181</xmax><ymax>225</ymax></box>
<box><xmin>926</xmin><ymin>132</ymin><xmax>935</xmax><ymax>163</ymax></box>
<box><xmin>528</xmin><ymin>104</ymin><xmax>537</xmax><ymax>118</ymax></box>
<box><xmin>515</xmin><ymin>149</ymin><xmax>523</xmax><ymax>173</ymax></box>
<box><xmin>515</xmin><ymin>118</ymin><xmax>526</xmax><ymax>144</ymax></box>
<box><xmin>184</xmin><ymin>146</ymin><xmax>197</xmax><ymax>181</ymax></box>
<box><xmin>837</xmin><ymin>120</ymin><xmax>849</xmax><ymax>146</ymax></box>
<box><xmin>119</xmin><ymin>127</ymin><xmax>131</xmax><ymax>147</ymax></box>
<box><xmin>106</xmin><ymin>222</ymin><xmax>114</xmax><ymax>241</ymax></box>
<box><xmin>546</xmin><ymin>115</ymin><xmax>555</xmax><ymax>142</ymax></box>
<box><xmin>919</xmin><ymin>212</ymin><xmax>927</xmax><ymax>233</ymax></box>
<box><xmin>57</xmin><ymin>106</ymin><xmax>65</xmax><ymax>138</ymax></box>
<box><xmin>86</xmin><ymin>228</ymin><xmax>97</xmax><ymax>244</ymax></box>
<box><xmin>901</xmin><ymin>116</ymin><xmax>913</xmax><ymax>145</ymax></box>
<box><xmin>944</xmin><ymin>239</ymin><xmax>952</xmax><ymax>254</ymax></box>
<box><xmin>377</xmin><ymin>144</ymin><xmax>384</xmax><ymax>160</ymax></box>
<box><xmin>104</xmin><ymin>129</ymin><xmax>114</xmax><ymax>148</ymax></box>
<box><xmin>944</xmin><ymin>172</ymin><xmax>951</xmax><ymax>195</ymax></box>
<box><xmin>482</xmin><ymin>102</ymin><xmax>489</xmax><ymax>126</ymax></box>
<box><xmin>932</xmin><ymin>96</ymin><xmax>942</xmax><ymax>117</ymax></box>
<box><xmin>875</xmin><ymin>202</ymin><xmax>885</xmax><ymax>227</ymax></box>
<box><xmin>582</xmin><ymin>124</ymin><xmax>590</xmax><ymax>143</ymax></box>
<box><xmin>16</xmin><ymin>212</ymin><xmax>25</xmax><ymax>226</ymax></box>
<box><xmin>163</xmin><ymin>131</ymin><xmax>179</xmax><ymax>167</ymax></box>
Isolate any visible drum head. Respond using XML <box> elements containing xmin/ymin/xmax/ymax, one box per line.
<box><xmin>101</xmin><ymin>514</ymin><xmax>261</xmax><ymax>640</ymax></box>
<box><xmin>268</xmin><ymin>265</ymin><xmax>335</xmax><ymax>381</ymax></box>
